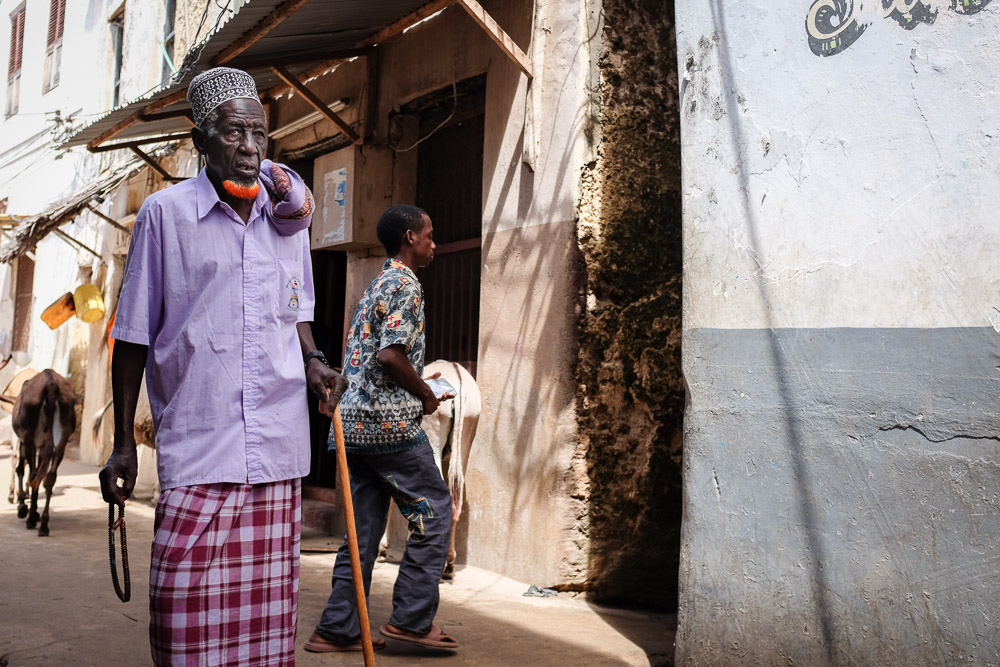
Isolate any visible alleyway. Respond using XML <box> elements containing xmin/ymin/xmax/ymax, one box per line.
<box><xmin>0</xmin><ymin>445</ymin><xmax>674</xmax><ymax>666</ymax></box>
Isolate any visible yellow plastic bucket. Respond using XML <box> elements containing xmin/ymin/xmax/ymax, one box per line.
<box><xmin>73</xmin><ymin>284</ymin><xmax>106</xmax><ymax>323</ymax></box>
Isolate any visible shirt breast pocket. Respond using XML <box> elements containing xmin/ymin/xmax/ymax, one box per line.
<box><xmin>275</xmin><ymin>258</ymin><xmax>303</xmax><ymax>324</ymax></box>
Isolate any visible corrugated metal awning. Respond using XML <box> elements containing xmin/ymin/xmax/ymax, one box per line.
<box><xmin>63</xmin><ymin>0</ymin><xmax>454</xmax><ymax>149</ymax></box>
<box><xmin>62</xmin><ymin>0</ymin><xmax>531</xmax><ymax>151</ymax></box>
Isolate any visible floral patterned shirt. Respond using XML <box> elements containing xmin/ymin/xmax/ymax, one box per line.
<box><xmin>336</xmin><ymin>258</ymin><xmax>426</xmax><ymax>454</ymax></box>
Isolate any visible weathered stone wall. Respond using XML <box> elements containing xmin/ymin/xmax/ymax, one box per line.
<box><xmin>577</xmin><ymin>0</ymin><xmax>683</xmax><ymax>610</ymax></box>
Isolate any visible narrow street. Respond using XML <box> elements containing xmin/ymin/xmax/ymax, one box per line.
<box><xmin>0</xmin><ymin>444</ymin><xmax>675</xmax><ymax>666</ymax></box>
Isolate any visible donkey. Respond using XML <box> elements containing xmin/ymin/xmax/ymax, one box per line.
<box><xmin>8</xmin><ymin>370</ymin><xmax>76</xmax><ymax>536</ymax></box>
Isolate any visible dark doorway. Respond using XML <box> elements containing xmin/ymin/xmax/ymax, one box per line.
<box><xmin>406</xmin><ymin>75</ymin><xmax>486</xmax><ymax>376</ymax></box>
<box><xmin>288</xmin><ymin>157</ymin><xmax>347</xmax><ymax>490</ymax></box>
<box><xmin>305</xmin><ymin>249</ymin><xmax>346</xmax><ymax>489</ymax></box>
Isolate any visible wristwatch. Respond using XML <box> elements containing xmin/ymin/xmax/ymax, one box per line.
<box><xmin>303</xmin><ymin>349</ymin><xmax>329</xmax><ymax>368</ymax></box>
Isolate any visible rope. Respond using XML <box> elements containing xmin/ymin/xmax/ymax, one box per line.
<box><xmin>108</xmin><ymin>503</ymin><xmax>131</xmax><ymax>603</ymax></box>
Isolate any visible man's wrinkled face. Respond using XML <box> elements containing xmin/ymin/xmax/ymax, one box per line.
<box><xmin>195</xmin><ymin>98</ymin><xmax>267</xmax><ymax>195</ymax></box>
<box><xmin>407</xmin><ymin>215</ymin><xmax>436</xmax><ymax>268</ymax></box>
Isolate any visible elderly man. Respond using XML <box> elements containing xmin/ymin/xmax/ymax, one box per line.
<box><xmin>99</xmin><ymin>67</ymin><xmax>345</xmax><ymax>666</ymax></box>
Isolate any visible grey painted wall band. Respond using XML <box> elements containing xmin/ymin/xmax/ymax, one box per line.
<box><xmin>678</xmin><ymin>327</ymin><xmax>999</xmax><ymax>665</ymax></box>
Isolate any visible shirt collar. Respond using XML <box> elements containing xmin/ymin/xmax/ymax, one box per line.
<box><xmin>195</xmin><ymin>168</ymin><xmax>268</xmax><ymax>221</ymax></box>
<box><xmin>384</xmin><ymin>257</ymin><xmax>418</xmax><ymax>281</ymax></box>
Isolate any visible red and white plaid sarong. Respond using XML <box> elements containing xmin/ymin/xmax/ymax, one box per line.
<box><xmin>149</xmin><ymin>479</ymin><xmax>301</xmax><ymax>666</ymax></box>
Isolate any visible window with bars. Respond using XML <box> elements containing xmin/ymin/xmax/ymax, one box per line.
<box><xmin>6</xmin><ymin>6</ymin><xmax>25</xmax><ymax>117</ymax></box>
<box><xmin>42</xmin><ymin>0</ymin><xmax>65</xmax><ymax>93</ymax></box>
<box><xmin>161</xmin><ymin>0</ymin><xmax>176</xmax><ymax>83</ymax></box>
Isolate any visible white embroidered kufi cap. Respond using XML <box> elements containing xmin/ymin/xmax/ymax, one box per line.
<box><xmin>187</xmin><ymin>67</ymin><xmax>261</xmax><ymax>127</ymax></box>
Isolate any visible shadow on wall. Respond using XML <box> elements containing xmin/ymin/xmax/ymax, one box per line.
<box><xmin>473</xmin><ymin>0</ymin><xmax>591</xmax><ymax>574</ymax></box>
<box><xmin>576</xmin><ymin>0</ymin><xmax>685</xmax><ymax>612</ymax></box>
<box><xmin>698</xmin><ymin>1</ymin><xmax>837</xmax><ymax>661</ymax></box>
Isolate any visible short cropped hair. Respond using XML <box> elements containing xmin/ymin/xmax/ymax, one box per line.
<box><xmin>377</xmin><ymin>205</ymin><xmax>427</xmax><ymax>256</ymax></box>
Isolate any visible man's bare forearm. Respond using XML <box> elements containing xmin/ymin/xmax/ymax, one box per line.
<box><xmin>296</xmin><ymin>321</ymin><xmax>319</xmax><ymax>357</ymax></box>
<box><xmin>112</xmin><ymin>340</ymin><xmax>148</xmax><ymax>451</ymax></box>
<box><xmin>378</xmin><ymin>345</ymin><xmax>435</xmax><ymax>403</ymax></box>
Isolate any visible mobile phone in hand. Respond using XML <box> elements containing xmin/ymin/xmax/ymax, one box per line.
<box><xmin>426</xmin><ymin>377</ymin><xmax>457</xmax><ymax>400</ymax></box>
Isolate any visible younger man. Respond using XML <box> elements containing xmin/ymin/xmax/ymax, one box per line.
<box><xmin>306</xmin><ymin>205</ymin><xmax>460</xmax><ymax>652</ymax></box>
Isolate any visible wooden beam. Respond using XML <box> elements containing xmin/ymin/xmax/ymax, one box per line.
<box><xmin>358</xmin><ymin>0</ymin><xmax>459</xmax><ymax>49</ymax></box>
<box><xmin>89</xmin><ymin>131</ymin><xmax>192</xmax><ymax>153</ymax></box>
<box><xmin>265</xmin><ymin>0</ymin><xmax>460</xmax><ymax>100</ymax></box>
<box><xmin>457</xmin><ymin>0</ymin><xmax>532</xmax><ymax>78</ymax></box>
<box><xmin>85</xmin><ymin>205</ymin><xmax>131</xmax><ymax>234</ymax></box>
<box><xmin>140</xmin><ymin>108</ymin><xmax>194</xmax><ymax>123</ymax></box>
<box><xmin>216</xmin><ymin>0</ymin><xmax>310</xmax><ymax>65</ymax></box>
<box><xmin>265</xmin><ymin>57</ymin><xmax>351</xmax><ymax>100</ymax></box>
<box><xmin>129</xmin><ymin>146</ymin><xmax>183</xmax><ymax>182</ymax></box>
<box><xmin>271</xmin><ymin>66</ymin><xmax>360</xmax><ymax>144</ymax></box>
<box><xmin>232</xmin><ymin>46</ymin><xmax>370</xmax><ymax>71</ymax></box>
<box><xmin>53</xmin><ymin>229</ymin><xmax>101</xmax><ymax>259</ymax></box>
<box><xmin>87</xmin><ymin>89</ymin><xmax>188</xmax><ymax>151</ymax></box>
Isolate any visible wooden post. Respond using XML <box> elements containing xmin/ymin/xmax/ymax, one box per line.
<box><xmin>332</xmin><ymin>406</ymin><xmax>376</xmax><ymax>667</ymax></box>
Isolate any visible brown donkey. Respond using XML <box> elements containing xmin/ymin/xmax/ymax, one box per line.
<box><xmin>7</xmin><ymin>370</ymin><xmax>76</xmax><ymax>536</ymax></box>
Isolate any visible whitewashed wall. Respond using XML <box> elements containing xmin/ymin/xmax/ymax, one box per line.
<box><xmin>0</xmin><ymin>0</ymin><xmax>180</xmax><ymax>445</ymax></box>
<box><xmin>677</xmin><ymin>2</ymin><xmax>1000</xmax><ymax>664</ymax></box>
<box><xmin>0</xmin><ymin>0</ymin><xmax>122</xmax><ymax>381</ymax></box>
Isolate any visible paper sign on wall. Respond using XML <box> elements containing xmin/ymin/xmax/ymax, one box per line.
<box><xmin>322</xmin><ymin>168</ymin><xmax>348</xmax><ymax>244</ymax></box>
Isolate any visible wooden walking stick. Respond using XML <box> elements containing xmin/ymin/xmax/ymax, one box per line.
<box><xmin>332</xmin><ymin>405</ymin><xmax>376</xmax><ymax>667</ymax></box>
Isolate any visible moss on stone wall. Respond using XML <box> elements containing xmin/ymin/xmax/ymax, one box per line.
<box><xmin>577</xmin><ymin>0</ymin><xmax>682</xmax><ymax>610</ymax></box>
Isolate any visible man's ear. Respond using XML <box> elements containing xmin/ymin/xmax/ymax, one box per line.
<box><xmin>191</xmin><ymin>126</ymin><xmax>206</xmax><ymax>155</ymax></box>
<box><xmin>403</xmin><ymin>229</ymin><xmax>414</xmax><ymax>247</ymax></box>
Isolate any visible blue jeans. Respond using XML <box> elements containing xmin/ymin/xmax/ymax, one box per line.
<box><xmin>314</xmin><ymin>440</ymin><xmax>453</xmax><ymax>641</ymax></box>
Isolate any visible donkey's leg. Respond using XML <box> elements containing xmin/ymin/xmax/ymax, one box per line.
<box><xmin>26</xmin><ymin>482</ymin><xmax>39</xmax><ymax>529</ymax></box>
<box><xmin>38</xmin><ymin>468</ymin><xmax>57</xmax><ymax>537</ymax></box>
<box><xmin>14</xmin><ymin>441</ymin><xmax>29</xmax><ymax>518</ymax></box>
<box><xmin>7</xmin><ymin>440</ymin><xmax>17</xmax><ymax>505</ymax></box>
<box><xmin>17</xmin><ymin>439</ymin><xmax>31</xmax><ymax>519</ymax></box>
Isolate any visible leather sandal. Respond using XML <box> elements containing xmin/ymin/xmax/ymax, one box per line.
<box><xmin>379</xmin><ymin>623</ymin><xmax>459</xmax><ymax>649</ymax></box>
<box><xmin>304</xmin><ymin>631</ymin><xmax>386</xmax><ymax>653</ymax></box>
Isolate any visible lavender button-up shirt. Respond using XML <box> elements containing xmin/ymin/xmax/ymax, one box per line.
<box><xmin>112</xmin><ymin>168</ymin><xmax>315</xmax><ymax>490</ymax></box>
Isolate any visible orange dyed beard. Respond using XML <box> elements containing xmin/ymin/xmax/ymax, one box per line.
<box><xmin>222</xmin><ymin>179</ymin><xmax>261</xmax><ymax>200</ymax></box>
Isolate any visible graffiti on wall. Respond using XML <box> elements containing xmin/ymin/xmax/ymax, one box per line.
<box><xmin>806</xmin><ymin>0</ymin><xmax>992</xmax><ymax>56</ymax></box>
